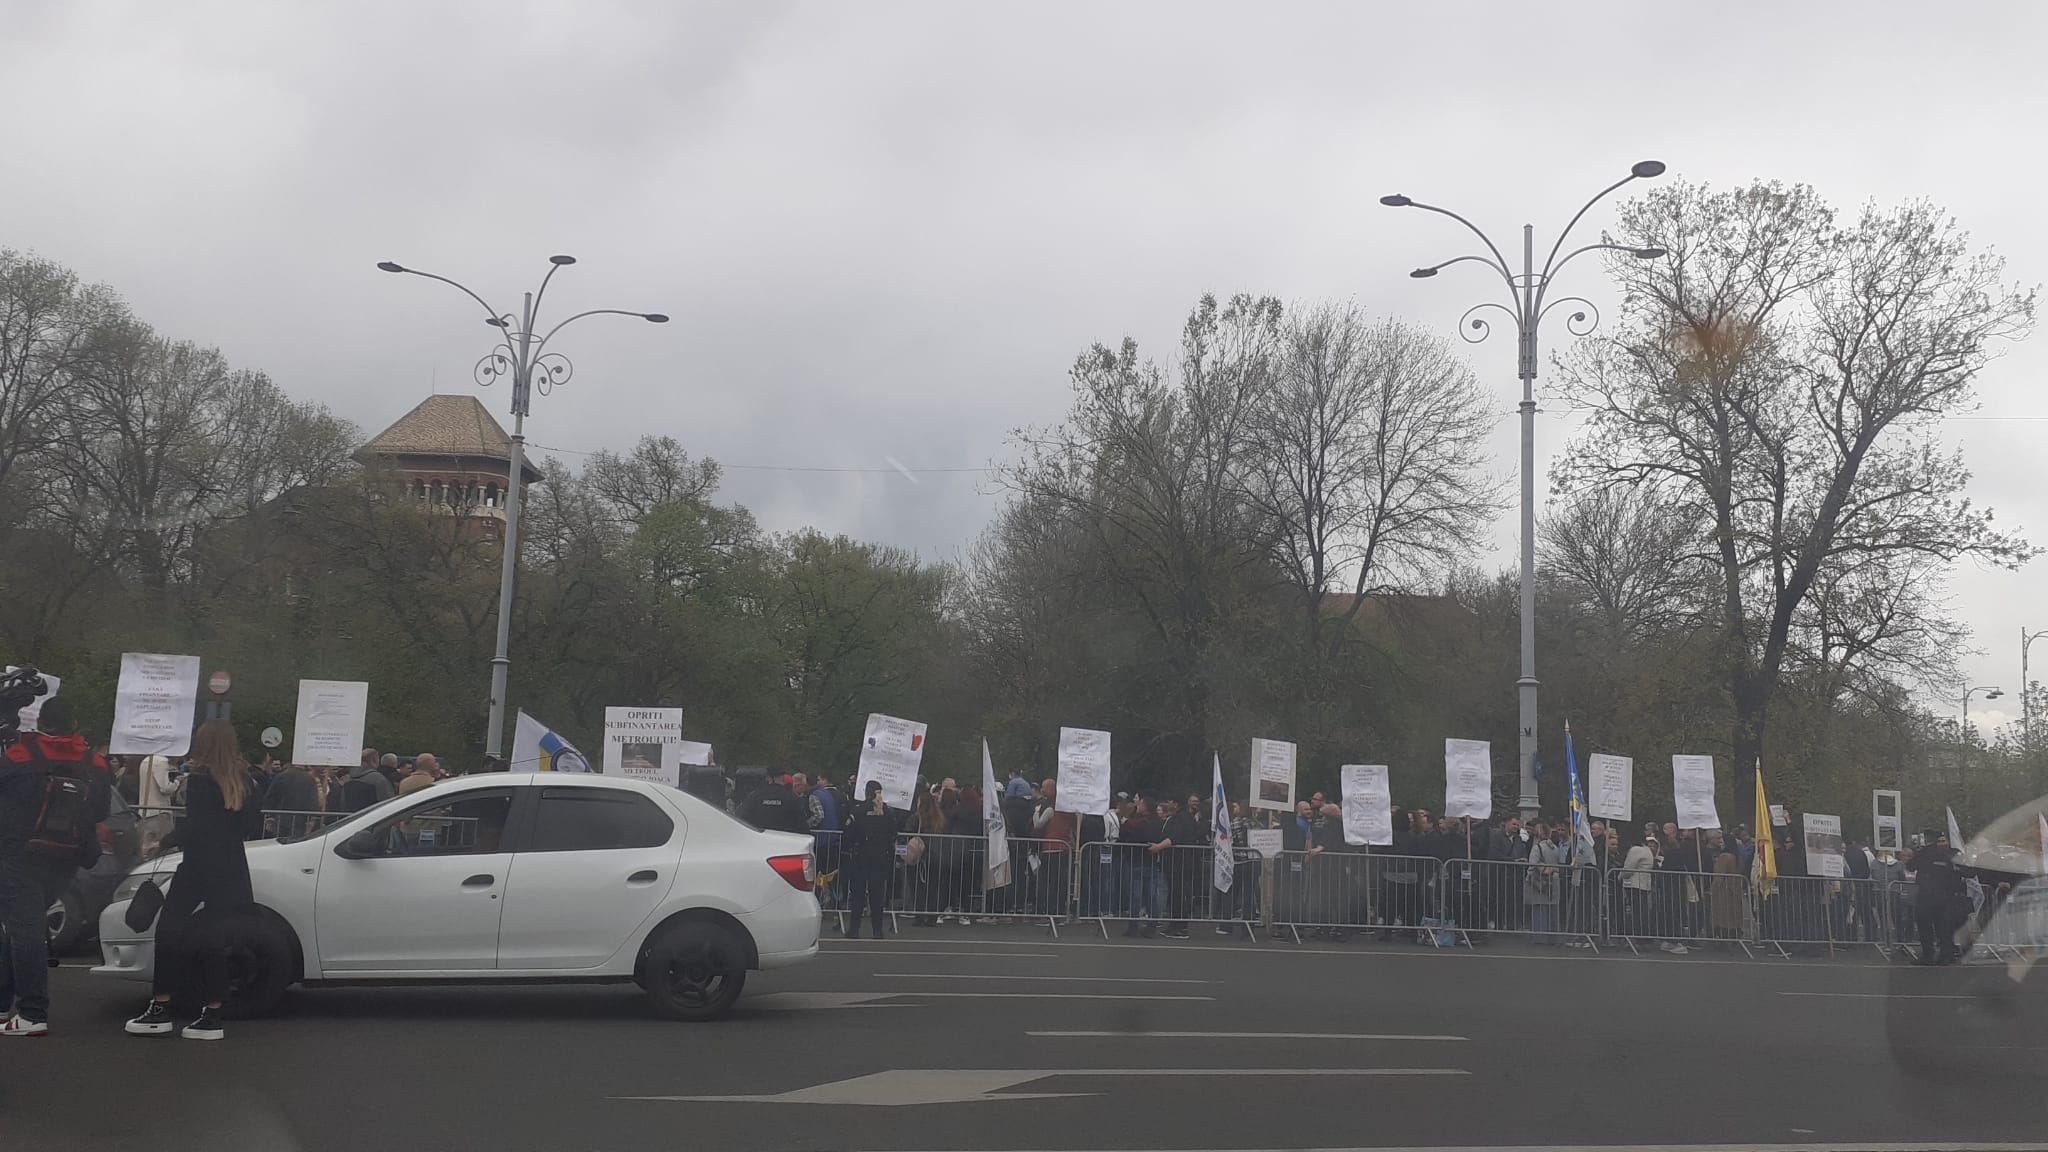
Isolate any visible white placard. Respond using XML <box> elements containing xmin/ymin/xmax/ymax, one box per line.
<box><xmin>1444</xmin><ymin>738</ymin><xmax>1493</xmax><ymax>820</ymax></box>
<box><xmin>5</xmin><ymin>667</ymin><xmax>59</xmax><ymax>732</ymax></box>
<box><xmin>1247</xmin><ymin>828</ymin><xmax>1284</xmax><ymax>859</ymax></box>
<box><xmin>1871</xmin><ymin>789</ymin><xmax>1903</xmax><ymax>853</ymax></box>
<box><xmin>1341</xmin><ymin>764</ymin><xmax>1393</xmax><ymax>846</ymax></box>
<box><xmin>1055</xmin><ymin>726</ymin><xmax>1112</xmax><ymax>815</ymax></box>
<box><xmin>1587</xmin><ymin>753</ymin><xmax>1633</xmax><ymax>821</ymax></box>
<box><xmin>291</xmin><ymin>680</ymin><xmax>369</xmax><ymax>767</ymax></box>
<box><xmin>677</xmin><ymin>741</ymin><xmax>713</xmax><ymax>768</ymax></box>
<box><xmin>1769</xmin><ymin>803</ymin><xmax>1790</xmax><ymax>828</ymax></box>
<box><xmin>1672</xmin><ymin>754</ymin><xmax>1720</xmax><ymax>830</ymax></box>
<box><xmin>1250</xmin><ymin>737</ymin><xmax>1297</xmax><ymax>812</ymax></box>
<box><xmin>855</xmin><ymin>713</ymin><xmax>926</xmax><ymax>810</ymax></box>
<box><xmin>1803</xmin><ymin>812</ymin><xmax>1845</xmax><ymax>878</ymax></box>
<box><xmin>603</xmin><ymin>706</ymin><xmax>686</xmax><ymax>787</ymax></box>
<box><xmin>109</xmin><ymin>653</ymin><xmax>201</xmax><ymax>757</ymax></box>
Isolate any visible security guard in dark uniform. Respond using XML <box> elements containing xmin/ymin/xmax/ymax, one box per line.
<box><xmin>840</xmin><ymin>782</ymin><xmax>899</xmax><ymax>939</ymax></box>
<box><xmin>739</xmin><ymin>774</ymin><xmax>808</xmax><ymax>834</ymax></box>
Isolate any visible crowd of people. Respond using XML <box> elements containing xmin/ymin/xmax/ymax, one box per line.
<box><xmin>734</xmin><ymin>771</ymin><xmax>2009</xmax><ymax>963</ymax></box>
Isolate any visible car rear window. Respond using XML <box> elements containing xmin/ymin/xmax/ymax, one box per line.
<box><xmin>529</xmin><ymin>787</ymin><xmax>675</xmax><ymax>852</ymax></box>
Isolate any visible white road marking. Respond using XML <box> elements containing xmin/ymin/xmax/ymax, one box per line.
<box><xmin>872</xmin><ymin>972</ymin><xmax>1212</xmax><ymax>985</ymax></box>
<box><xmin>620</xmin><ymin>1066</ymin><xmax>1468</xmax><ymax>1105</ymax></box>
<box><xmin>989</xmin><ymin>1145</ymin><xmax>2048</xmax><ymax>1152</ymax></box>
<box><xmin>824</xmin><ymin>935</ymin><xmax>1900</xmax><ymax>968</ymax></box>
<box><xmin>740</xmin><ymin>992</ymin><xmax>914</xmax><ymax>1011</ymax></box>
<box><xmin>820</xmin><ymin>950</ymin><xmax>1059</xmax><ymax>958</ymax></box>
<box><xmin>1028</xmin><ymin>1030</ymin><xmax>1467</xmax><ymax>1041</ymax></box>
<box><xmin>1776</xmin><ymin>991</ymin><xmax>1977</xmax><ymax>999</ymax></box>
<box><xmin>878</xmin><ymin>991</ymin><xmax>1212</xmax><ymax>1001</ymax></box>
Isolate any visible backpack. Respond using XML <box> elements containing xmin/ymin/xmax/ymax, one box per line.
<box><xmin>25</xmin><ymin>753</ymin><xmax>99</xmax><ymax>865</ymax></box>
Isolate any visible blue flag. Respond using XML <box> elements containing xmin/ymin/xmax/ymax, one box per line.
<box><xmin>1564</xmin><ymin>725</ymin><xmax>1595</xmax><ymax>865</ymax></box>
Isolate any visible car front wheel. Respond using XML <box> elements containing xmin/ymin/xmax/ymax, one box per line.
<box><xmin>221</xmin><ymin>915</ymin><xmax>295</xmax><ymax>1020</ymax></box>
<box><xmin>47</xmin><ymin>890</ymin><xmax>88</xmax><ymax>954</ymax></box>
<box><xmin>640</xmin><ymin>921</ymin><xmax>747</xmax><ymax>1021</ymax></box>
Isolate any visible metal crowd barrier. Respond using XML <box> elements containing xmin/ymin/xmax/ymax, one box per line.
<box><xmin>1755</xmin><ymin>875</ymin><xmax>1889</xmax><ymax>956</ymax></box>
<box><xmin>1078</xmin><ymin>841</ymin><xmax>1261</xmax><ymax>939</ymax></box>
<box><xmin>874</xmin><ymin>832</ymin><xmax>1071</xmax><ymax>936</ymax></box>
<box><xmin>1604</xmin><ymin>865</ymin><xmax>1743</xmax><ymax>955</ymax></box>
<box><xmin>1442</xmin><ymin>859</ymin><xmax>1602</xmax><ymax>949</ymax></box>
<box><xmin>1267</xmin><ymin>851</ymin><xmax>1439</xmax><ymax>943</ymax></box>
<box><xmin>134</xmin><ymin>804</ymin><xmax>355</xmax><ymax>847</ymax></box>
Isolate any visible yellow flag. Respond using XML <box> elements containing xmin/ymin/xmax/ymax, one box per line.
<box><xmin>1752</xmin><ymin>765</ymin><xmax>1777</xmax><ymax>897</ymax></box>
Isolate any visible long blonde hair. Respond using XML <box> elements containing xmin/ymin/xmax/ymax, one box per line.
<box><xmin>186</xmin><ymin>719</ymin><xmax>249</xmax><ymax>811</ymax></box>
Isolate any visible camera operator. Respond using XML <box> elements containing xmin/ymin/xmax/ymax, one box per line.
<box><xmin>1</xmin><ymin>695</ymin><xmax>111</xmax><ymax>1036</ymax></box>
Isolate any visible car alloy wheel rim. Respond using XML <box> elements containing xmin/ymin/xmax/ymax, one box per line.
<box><xmin>664</xmin><ymin>944</ymin><xmax>731</xmax><ymax>1006</ymax></box>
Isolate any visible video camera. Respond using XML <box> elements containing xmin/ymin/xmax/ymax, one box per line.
<box><xmin>0</xmin><ymin>664</ymin><xmax>50</xmax><ymax>745</ymax></box>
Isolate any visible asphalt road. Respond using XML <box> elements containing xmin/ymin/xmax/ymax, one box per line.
<box><xmin>7</xmin><ymin>927</ymin><xmax>2046</xmax><ymax>1152</ymax></box>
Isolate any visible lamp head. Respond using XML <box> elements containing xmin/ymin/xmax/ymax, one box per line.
<box><xmin>1379</xmin><ymin>194</ymin><xmax>1412</xmax><ymax>207</ymax></box>
<box><xmin>1986</xmin><ymin>688</ymin><xmax>2005</xmax><ymax>701</ymax></box>
<box><xmin>376</xmin><ymin>261</ymin><xmax>405</xmax><ymax>273</ymax></box>
<box><xmin>1633</xmin><ymin>247</ymin><xmax>1667</xmax><ymax>259</ymax></box>
<box><xmin>1409</xmin><ymin>267</ymin><xmax>1438</xmax><ymax>279</ymax></box>
<box><xmin>548</xmin><ymin>255</ymin><xmax>577</xmax><ymax>266</ymax></box>
<box><xmin>1631</xmin><ymin>160</ymin><xmax>1667</xmax><ymax>179</ymax></box>
<box><xmin>642</xmin><ymin>313</ymin><xmax>670</xmax><ymax>323</ymax></box>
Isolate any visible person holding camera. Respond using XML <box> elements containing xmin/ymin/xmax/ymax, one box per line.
<box><xmin>1</xmin><ymin>695</ymin><xmax>110</xmax><ymax>1037</ymax></box>
<box><xmin>124</xmin><ymin>719</ymin><xmax>262</xmax><ymax>1040</ymax></box>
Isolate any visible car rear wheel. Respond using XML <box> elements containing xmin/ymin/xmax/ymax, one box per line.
<box><xmin>640</xmin><ymin>921</ymin><xmax>747</xmax><ymax>1021</ymax></box>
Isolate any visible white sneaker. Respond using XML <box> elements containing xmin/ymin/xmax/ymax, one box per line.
<box><xmin>1</xmin><ymin>1014</ymin><xmax>49</xmax><ymax>1037</ymax></box>
<box><xmin>1668</xmin><ymin>944</ymin><xmax>1690</xmax><ymax>955</ymax></box>
<box><xmin>1658</xmin><ymin>941</ymin><xmax>1679</xmax><ymax>953</ymax></box>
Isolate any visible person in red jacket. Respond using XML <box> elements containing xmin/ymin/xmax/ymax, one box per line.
<box><xmin>0</xmin><ymin>696</ymin><xmax>110</xmax><ymax>1037</ymax></box>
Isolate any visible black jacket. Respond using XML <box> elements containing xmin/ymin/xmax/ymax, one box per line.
<box><xmin>159</xmin><ymin>773</ymin><xmax>263</xmax><ymax>909</ymax></box>
<box><xmin>0</xmin><ymin>731</ymin><xmax>109</xmax><ymax>861</ymax></box>
<box><xmin>1913</xmin><ymin>844</ymin><xmax>1962</xmax><ymax>907</ymax></box>
<box><xmin>741</xmin><ymin>783</ymin><xmax>809</xmax><ymax>834</ymax></box>
<box><xmin>841</xmin><ymin>804</ymin><xmax>901</xmax><ymax>868</ymax></box>
<box><xmin>262</xmin><ymin>766</ymin><xmax>319</xmax><ymax>814</ymax></box>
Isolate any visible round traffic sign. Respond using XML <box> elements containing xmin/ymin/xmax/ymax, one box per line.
<box><xmin>207</xmin><ymin>670</ymin><xmax>232</xmax><ymax>695</ymax></box>
<box><xmin>260</xmin><ymin>726</ymin><xmax>283</xmax><ymax>749</ymax></box>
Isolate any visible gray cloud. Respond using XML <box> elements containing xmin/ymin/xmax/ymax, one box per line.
<box><xmin>4</xmin><ymin>0</ymin><xmax>2043</xmax><ymax>726</ymax></box>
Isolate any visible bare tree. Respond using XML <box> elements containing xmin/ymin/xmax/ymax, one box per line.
<box><xmin>1556</xmin><ymin>180</ymin><xmax>2037</xmax><ymax>782</ymax></box>
<box><xmin>1539</xmin><ymin>485</ymin><xmax>1702</xmax><ymax>644</ymax></box>
<box><xmin>1247</xmin><ymin>303</ymin><xmax>1502</xmax><ymax>662</ymax></box>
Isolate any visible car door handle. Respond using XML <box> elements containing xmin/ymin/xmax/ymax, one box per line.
<box><xmin>627</xmin><ymin>870</ymin><xmax>659</xmax><ymax>885</ymax></box>
<box><xmin>461</xmin><ymin>874</ymin><xmax>495</xmax><ymax>888</ymax></box>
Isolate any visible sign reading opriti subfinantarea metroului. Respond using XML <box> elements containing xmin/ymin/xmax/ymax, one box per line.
<box><xmin>110</xmin><ymin>653</ymin><xmax>201</xmax><ymax>758</ymax></box>
<box><xmin>1444</xmin><ymin>738</ymin><xmax>1492</xmax><ymax>820</ymax></box>
<box><xmin>602</xmin><ymin>706</ymin><xmax>686</xmax><ymax>787</ymax></box>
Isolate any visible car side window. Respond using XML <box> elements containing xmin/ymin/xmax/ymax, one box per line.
<box><xmin>358</xmin><ymin>790</ymin><xmax>514</xmax><ymax>858</ymax></box>
<box><xmin>529</xmin><ymin>788</ymin><xmax>675</xmax><ymax>852</ymax></box>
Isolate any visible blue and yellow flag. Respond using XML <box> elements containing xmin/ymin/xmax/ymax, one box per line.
<box><xmin>511</xmin><ymin>710</ymin><xmax>591</xmax><ymax>773</ymax></box>
<box><xmin>1564</xmin><ymin>723</ymin><xmax>1596</xmax><ymax>865</ymax></box>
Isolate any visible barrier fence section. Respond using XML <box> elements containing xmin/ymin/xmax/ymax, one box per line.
<box><xmin>1603</xmin><ymin>865</ymin><xmax>1746</xmax><ymax>955</ymax></box>
<box><xmin>1756</xmin><ymin>875</ymin><xmax>1890</xmax><ymax>956</ymax></box>
<box><xmin>134</xmin><ymin>805</ymin><xmax>355</xmax><ymax>849</ymax></box>
<box><xmin>1439</xmin><ymin>859</ymin><xmax>1603</xmax><ymax>949</ymax></box>
<box><xmin>1267</xmin><ymin>851</ymin><xmax>1440</xmax><ymax>943</ymax></box>
<box><xmin>1078</xmin><ymin>841</ymin><xmax>1261</xmax><ymax>939</ymax></box>
<box><xmin>876</xmin><ymin>832</ymin><xmax>1071</xmax><ymax>935</ymax></box>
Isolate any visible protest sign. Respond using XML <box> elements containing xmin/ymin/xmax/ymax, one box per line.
<box><xmin>1672</xmin><ymin>755</ymin><xmax>1720</xmax><ymax>830</ymax></box>
<box><xmin>110</xmin><ymin>653</ymin><xmax>201</xmax><ymax>757</ymax></box>
<box><xmin>1872</xmin><ymin>790</ymin><xmax>1903</xmax><ymax>853</ymax></box>
<box><xmin>855</xmin><ymin>713</ymin><xmax>926</xmax><ymax>809</ymax></box>
<box><xmin>1803</xmin><ymin>812</ymin><xmax>1845</xmax><ymax>878</ymax></box>
<box><xmin>1587</xmin><ymin>753</ymin><xmax>1633</xmax><ymax>822</ymax></box>
<box><xmin>602</xmin><ymin>706</ymin><xmax>687</xmax><ymax>786</ymax></box>
<box><xmin>1444</xmin><ymin>738</ymin><xmax>1492</xmax><ymax>820</ymax></box>
<box><xmin>1055</xmin><ymin>726</ymin><xmax>1112</xmax><ymax>815</ymax></box>
<box><xmin>1250</xmin><ymin>737</ymin><xmax>1296</xmax><ymax>812</ymax></box>
<box><xmin>1341</xmin><ymin>764</ymin><xmax>1393</xmax><ymax>846</ymax></box>
<box><xmin>1247</xmin><ymin>828</ymin><xmax>1283</xmax><ymax>860</ymax></box>
<box><xmin>291</xmin><ymin>680</ymin><xmax>369</xmax><ymax>767</ymax></box>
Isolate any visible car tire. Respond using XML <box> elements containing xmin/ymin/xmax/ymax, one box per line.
<box><xmin>639</xmin><ymin>921</ymin><xmax>748</xmax><ymax>1021</ymax></box>
<box><xmin>47</xmin><ymin>889</ymin><xmax>88</xmax><ymax>954</ymax></box>
<box><xmin>221</xmin><ymin>915</ymin><xmax>295</xmax><ymax>1020</ymax></box>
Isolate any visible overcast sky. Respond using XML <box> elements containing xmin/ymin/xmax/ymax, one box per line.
<box><xmin>4</xmin><ymin>1</ymin><xmax>2043</xmax><ymax>732</ymax></box>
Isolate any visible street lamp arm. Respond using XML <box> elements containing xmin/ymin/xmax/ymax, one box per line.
<box><xmin>1395</xmin><ymin>199</ymin><xmax>1513</xmax><ymax>285</ymax></box>
<box><xmin>1457</xmin><ymin>301</ymin><xmax>1524</xmax><ymax>346</ymax></box>
<box><xmin>532</xmin><ymin>308</ymin><xmax>664</xmax><ymax>358</ymax></box>
<box><xmin>383</xmin><ymin>265</ymin><xmax>509</xmax><ymax>329</ymax></box>
<box><xmin>1417</xmin><ymin>254</ymin><xmax>1518</xmax><ymax>294</ymax></box>
<box><xmin>1540</xmin><ymin>172</ymin><xmax>1640</xmax><ymax>281</ymax></box>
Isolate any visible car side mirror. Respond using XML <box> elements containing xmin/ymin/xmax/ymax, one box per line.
<box><xmin>337</xmin><ymin>829</ymin><xmax>382</xmax><ymax>860</ymax></box>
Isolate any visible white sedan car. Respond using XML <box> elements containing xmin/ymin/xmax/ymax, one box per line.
<box><xmin>96</xmin><ymin>773</ymin><xmax>819</xmax><ymax>1020</ymax></box>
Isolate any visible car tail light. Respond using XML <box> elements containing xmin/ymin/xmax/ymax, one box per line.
<box><xmin>97</xmin><ymin>823</ymin><xmax>114</xmax><ymax>850</ymax></box>
<box><xmin>768</xmin><ymin>853</ymin><xmax>815</xmax><ymax>892</ymax></box>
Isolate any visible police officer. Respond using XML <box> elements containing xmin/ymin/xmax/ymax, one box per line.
<box><xmin>840</xmin><ymin>782</ymin><xmax>898</xmax><ymax>939</ymax></box>
<box><xmin>1912</xmin><ymin>829</ymin><xmax>1964</xmax><ymax>965</ymax></box>
<box><xmin>739</xmin><ymin>772</ymin><xmax>808</xmax><ymax>834</ymax></box>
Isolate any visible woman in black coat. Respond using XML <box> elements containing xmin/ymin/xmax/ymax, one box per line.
<box><xmin>124</xmin><ymin>719</ymin><xmax>262</xmax><ymax>1040</ymax></box>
